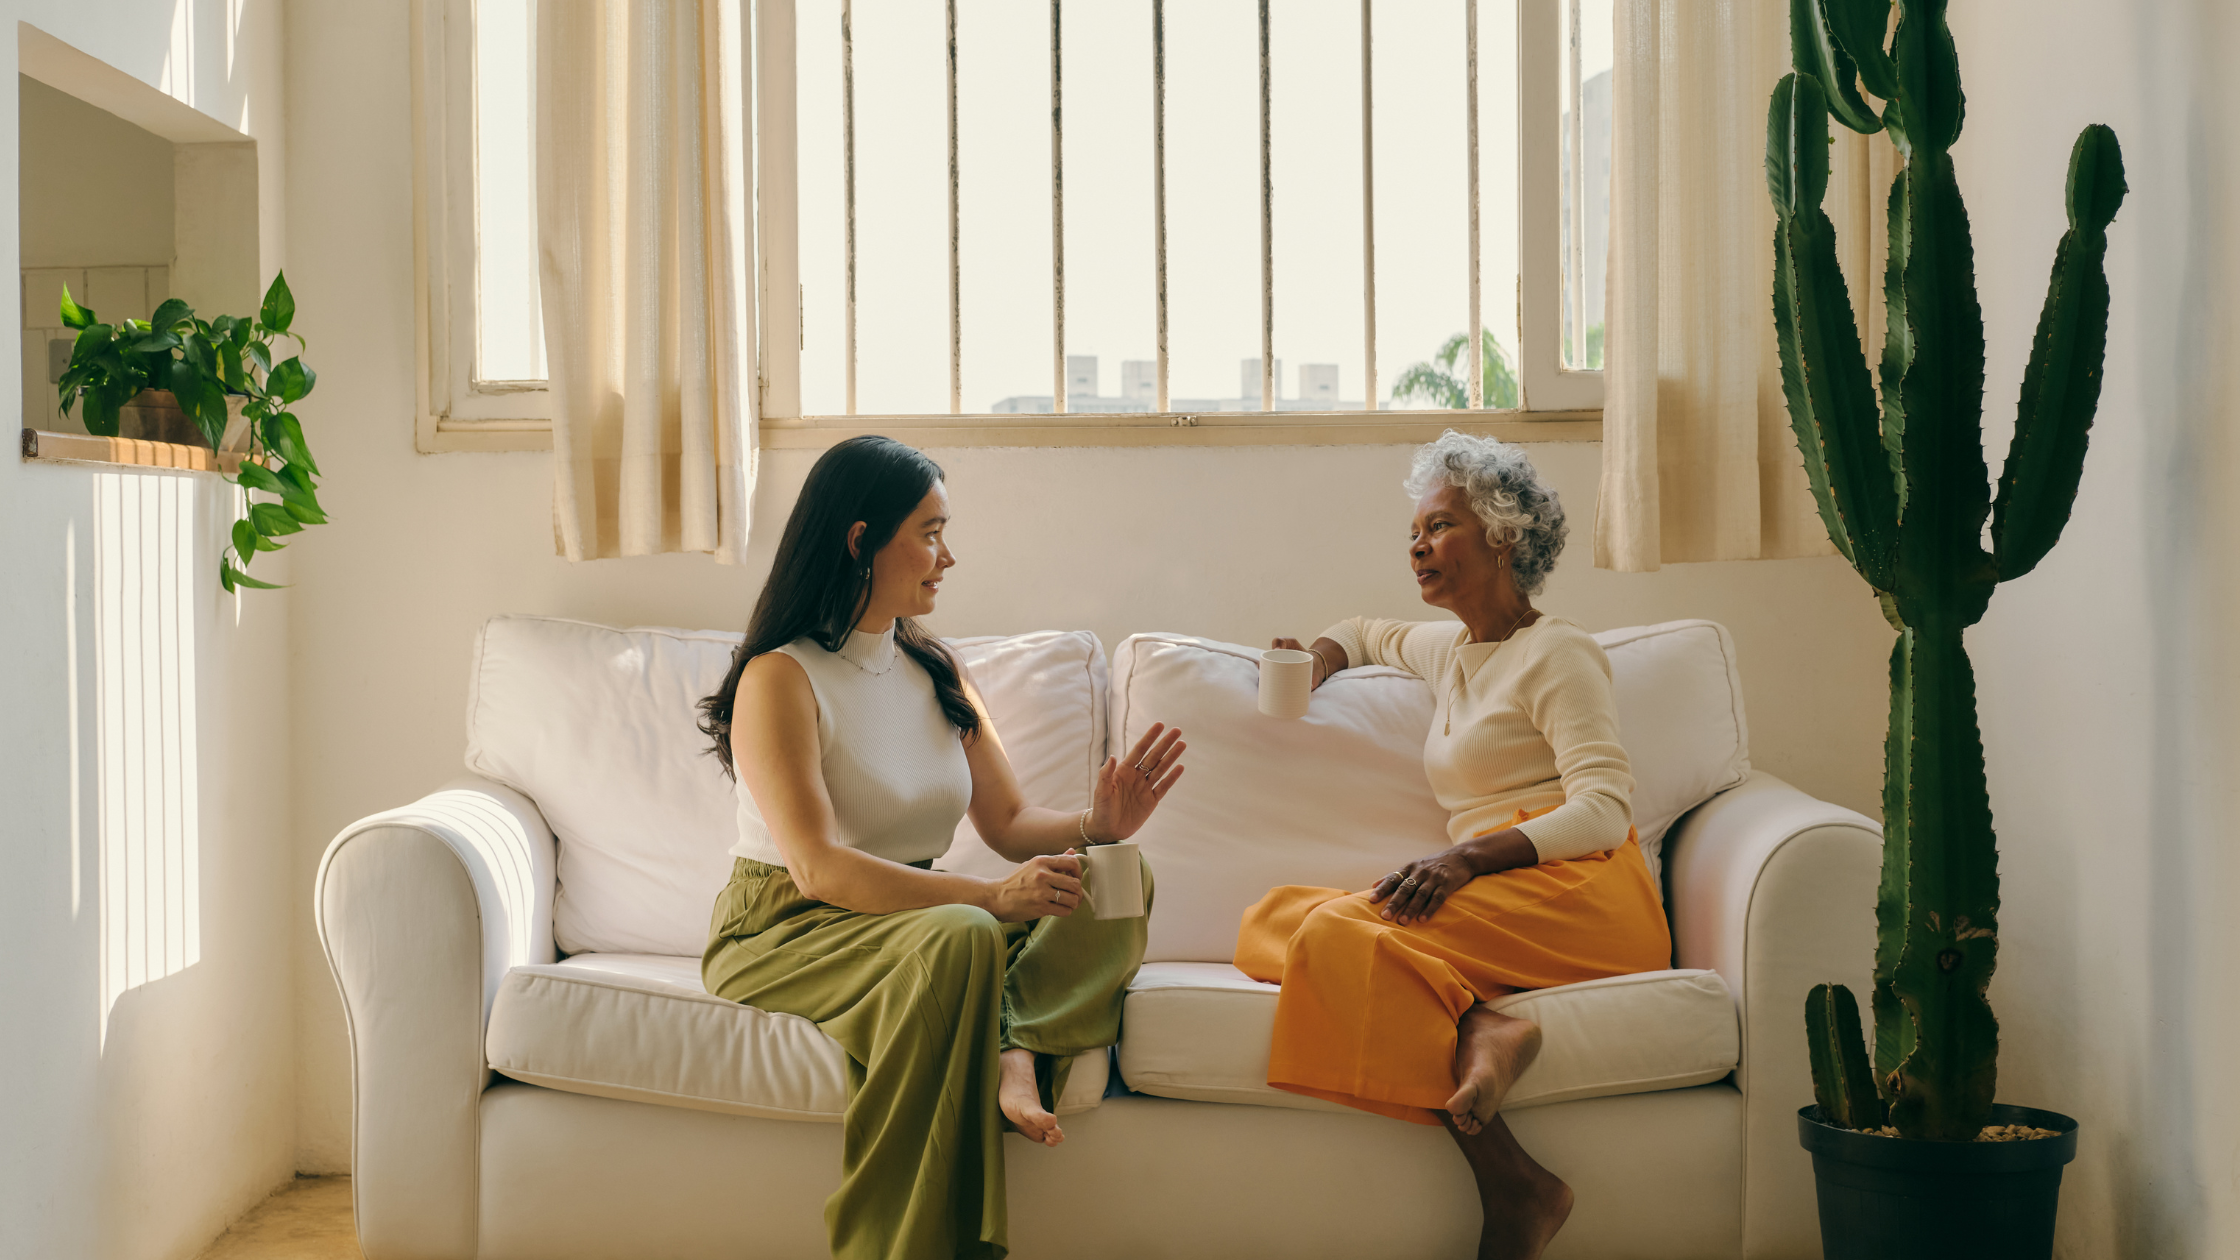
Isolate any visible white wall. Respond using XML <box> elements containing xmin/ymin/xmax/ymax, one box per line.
<box><xmin>17</xmin><ymin>73</ymin><xmax>174</xmax><ymax>267</ymax></box>
<box><xmin>281</xmin><ymin>0</ymin><xmax>1894</xmax><ymax>1175</ymax></box>
<box><xmin>0</xmin><ymin>5</ymin><xmax>293</xmax><ymax>1260</ymax></box>
<box><xmin>19</xmin><ymin>75</ymin><xmax>179</xmax><ymax>434</ymax></box>
<box><xmin>1950</xmin><ymin>2</ymin><xmax>2240</xmax><ymax>1256</ymax></box>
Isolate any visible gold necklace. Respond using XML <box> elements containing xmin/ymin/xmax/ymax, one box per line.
<box><xmin>1444</xmin><ymin>606</ymin><xmax>1538</xmax><ymax>735</ymax></box>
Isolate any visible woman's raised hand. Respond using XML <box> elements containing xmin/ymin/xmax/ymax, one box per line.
<box><xmin>1086</xmin><ymin>722</ymin><xmax>1186</xmax><ymax>843</ymax></box>
<box><xmin>988</xmin><ymin>852</ymin><xmax>1085</xmax><ymax>923</ymax></box>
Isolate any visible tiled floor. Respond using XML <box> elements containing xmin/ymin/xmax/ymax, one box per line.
<box><xmin>195</xmin><ymin>1177</ymin><xmax>361</xmax><ymax>1260</ymax></box>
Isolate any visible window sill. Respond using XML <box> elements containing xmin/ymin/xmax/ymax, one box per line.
<box><xmin>418</xmin><ymin>417</ymin><xmax>553</xmax><ymax>454</ymax></box>
<box><xmin>763</xmin><ymin>410</ymin><xmax>1603</xmax><ymax>449</ymax></box>
<box><xmin>20</xmin><ymin>428</ymin><xmax>249</xmax><ymax>474</ymax></box>
<box><xmin>418</xmin><ymin>409</ymin><xmax>1603</xmax><ymax>454</ymax></box>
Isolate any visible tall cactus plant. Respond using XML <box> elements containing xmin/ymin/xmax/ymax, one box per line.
<box><xmin>1768</xmin><ymin>0</ymin><xmax>2125</xmax><ymax>1141</ymax></box>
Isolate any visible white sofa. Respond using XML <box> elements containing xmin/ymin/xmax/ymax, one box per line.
<box><xmin>316</xmin><ymin>615</ymin><xmax>1880</xmax><ymax>1260</ymax></box>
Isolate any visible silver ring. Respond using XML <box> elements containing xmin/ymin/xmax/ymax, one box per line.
<box><xmin>1136</xmin><ymin>762</ymin><xmax>1155</xmax><ymax>775</ymax></box>
<box><xmin>1401</xmin><ymin>876</ymin><xmax>1419</xmax><ymax>888</ymax></box>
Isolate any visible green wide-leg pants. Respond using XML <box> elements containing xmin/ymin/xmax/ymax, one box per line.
<box><xmin>702</xmin><ymin>855</ymin><xmax>1153</xmax><ymax>1260</ymax></box>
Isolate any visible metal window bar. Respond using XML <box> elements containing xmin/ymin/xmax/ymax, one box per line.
<box><xmin>1050</xmin><ymin>0</ymin><xmax>1067</xmax><ymax>414</ymax></box>
<box><xmin>947</xmin><ymin>0</ymin><xmax>962</xmax><ymax>414</ymax></box>
<box><xmin>1258</xmin><ymin>0</ymin><xmax>1273</xmax><ymax>412</ymax></box>
<box><xmin>1465</xmin><ymin>0</ymin><xmax>1482</xmax><ymax>408</ymax></box>
<box><xmin>1360</xmin><ymin>0</ymin><xmax>1376</xmax><ymax>411</ymax></box>
<box><xmin>1564</xmin><ymin>0</ymin><xmax>1585</xmax><ymax>367</ymax></box>
<box><xmin>1152</xmin><ymin>0</ymin><xmax>1169</xmax><ymax>413</ymax></box>
<box><xmin>841</xmin><ymin>0</ymin><xmax>857</xmax><ymax>414</ymax></box>
<box><xmin>1513</xmin><ymin>0</ymin><xmax>1597</xmax><ymax>411</ymax></box>
<box><xmin>755</xmin><ymin>0</ymin><xmax>801</xmax><ymax>419</ymax></box>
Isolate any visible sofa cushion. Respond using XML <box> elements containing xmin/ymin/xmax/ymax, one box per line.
<box><xmin>467</xmin><ymin>617</ymin><xmax>741</xmax><ymax>957</ymax></box>
<box><xmin>1116</xmin><ymin>962</ymin><xmax>1737</xmax><ymax>1113</ymax></box>
<box><xmin>1596</xmin><ymin>621</ymin><xmax>1753</xmax><ymax>862</ymax></box>
<box><xmin>465</xmin><ymin>616</ymin><xmax>1108</xmax><ymax>956</ymax></box>
<box><xmin>1108</xmin><ymin>621</ymin><xmax>1749</xmax><ymax>963</ymax></box>
<box><xmin>934</xmin><ymin>632</ymin><xmax>1109</xmax><ymax>880</ymax></box>
<box><xmin>487</xmin><ymin>953</ymin><xmax>1109</xmax><ymax>1119</ymax></box>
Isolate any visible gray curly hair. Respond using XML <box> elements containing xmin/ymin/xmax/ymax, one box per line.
<box><xmin>1403</xmin><ymin>430</ymin><xmax>1568</xmax><ymax>596</ymax></box>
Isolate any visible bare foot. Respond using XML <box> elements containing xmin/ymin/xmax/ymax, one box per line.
<box><xmin>999</xmin><ymin>1048</ymin><xmax>1063</xmax><ymax>1147</ymax></box>
<box><xmin>1479</xmin><ymin>1166</ymin><xmax>1573</xmax><ymax>1260</ymax></box>
<box><xmin>1444</xmin><ymin>1006</ymin><xmax>1543</xmax><ymax>1136</ymax></box>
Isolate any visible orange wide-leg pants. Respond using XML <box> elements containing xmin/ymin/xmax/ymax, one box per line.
<box><xmin>1234</xmin><ymin>810</ymin><xmax>1672</xmax><ymax>1126</ymax></box>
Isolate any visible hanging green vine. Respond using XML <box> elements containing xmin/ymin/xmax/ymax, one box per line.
<box><xmin>56</xmin><ymin>271</ymin><xmax>322</xmax><ymax>593</ymax></box>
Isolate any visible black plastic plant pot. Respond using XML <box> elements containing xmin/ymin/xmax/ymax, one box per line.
<box><xmin>1797</xmin><ymin>1104</ymin><xmax>2080</xmax><ymax>1260</ymax></box>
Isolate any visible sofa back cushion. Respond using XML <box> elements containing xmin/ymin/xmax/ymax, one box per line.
<box><xmin>1109</xmin><ymin>620</ymin><xmax>1749</xmax><ymax>963</ymax></box>
<box><xmin>465</xmin><ymin>616</ymin><xmax>1106</xmax><ymax>956</ymax></box>
<box><xmin>468</xmin><ymin>617</ymin><xmax>740</xmax><ymax>956</ymax></box>
<box><xmin>933</xmin><ymin>633</ymin><xmax>1109</xmax><ymax>880</ymax></box>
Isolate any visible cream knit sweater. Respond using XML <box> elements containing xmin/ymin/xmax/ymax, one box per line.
<box><xmin>1316</xmin><ymin>615</ymin><xmax>1634</xmax><ymax>863</ymax></box>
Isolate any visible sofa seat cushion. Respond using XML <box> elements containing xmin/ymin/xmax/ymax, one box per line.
<box><xmin>1117</xmin><ymin>962</ymin><xmax>1737</xmax><ymax>1114</ymax></box>
<box><xmin>486</xmin><ymin>953</ymin><xmax>1108</xmax><ymax>1120</ymax></box>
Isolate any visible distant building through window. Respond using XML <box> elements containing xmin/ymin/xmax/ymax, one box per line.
<box><xmin>993</xmin><ymin>355</ymin><xmax>1361</xmax><ymax>414</ymax></box>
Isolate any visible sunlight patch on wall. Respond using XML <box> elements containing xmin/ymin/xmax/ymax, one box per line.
<box><xmin>230</xmin><ymin>0</ymin><xmax>253</xmax><ymax>133</ymax></box>
<box><xmin>95</xmin><ymin>472</ymin><xmax>201</xmax><ymax>1043</ymax></box>
<box><xmin>160</xmin><ymin>0</ymin><xmax>196</xmax><ymax>104</ymax></box>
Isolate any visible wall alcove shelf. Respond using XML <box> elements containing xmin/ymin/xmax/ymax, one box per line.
<box><xmin>20</xmin><ymin>427</ymin><xmax>247</xmax><ymax>474</ymax></box>
<box><xmin>17</xmin><ymin>21</ymin><xmax>263</xmax><ymax>475</ymax></box>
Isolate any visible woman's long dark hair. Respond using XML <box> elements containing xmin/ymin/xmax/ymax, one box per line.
<box><xmin>699</xmin><ymin>435</ymin><xmax>979</xmax><ymax>777</ymax></box>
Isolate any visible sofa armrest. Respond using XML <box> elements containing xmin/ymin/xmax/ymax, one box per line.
<box><xmin>1662</xmin><ymin>769</ymin><xmax>1880</xmax><ymax>1260</ymax></box>
<box><xmin>315</xmin><ymin>776</ymin><xmax>557</xmax><ymax>1260</ymax></box>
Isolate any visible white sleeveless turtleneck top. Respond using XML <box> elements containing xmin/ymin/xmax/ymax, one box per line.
<box><xmin>730</xmin><ymin>627</ymin><xmax>974</xmax><ymax>868</ymax></box>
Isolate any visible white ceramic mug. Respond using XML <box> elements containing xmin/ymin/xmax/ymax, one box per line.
<box><xmin>1079</xmin><ymin>842</ymin><xmax>1145</xmax><ymax>920</ymax></box>
<box><xmin>1259</xmin><ymin>648</ymin><xmax>1315</xmax><ymax>719</ymax></box>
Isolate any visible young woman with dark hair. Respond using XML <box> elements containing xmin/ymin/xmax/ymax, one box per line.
<box><xmin>697</xmin><ymin>435</ymin><xmax>1185</xmax><ymax>1260</ymax></box>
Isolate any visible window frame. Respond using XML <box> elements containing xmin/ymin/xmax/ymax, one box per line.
<box><xmin>413</xmin><ymin>0</ymin><xmax>1602</xmax><ymax>454</ymax></box>
<box><xmin>413</xmin><ymin>0</ymin><xmax>554</xmax><ymax>453</ymax></box>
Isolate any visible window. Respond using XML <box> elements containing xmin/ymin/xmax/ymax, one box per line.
<box><xmin>416</xmin><ymin>0</ymin><xmax>1610</xmax><ymax>451</ymax></box>
<box><xmin>415</xmin><ymin>0</ymin><xmax>553</xmax><ymax>451</ymax></box>
<box><xmin>474</xmin><ymin>0</ymin><xmax>546</xmax><ymax>386</ymax></box>
<box><xmin>1558</xmin><ymin>0</ymin><xmax>1612</xmax><ymax>374</ymax></box>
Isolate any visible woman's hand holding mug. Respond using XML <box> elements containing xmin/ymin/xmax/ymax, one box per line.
<box><xmin>987</xmin><ymin>853</ymin><xmax>1084</xmax><ymax>923</ymax></box>
<box><xmin>1271</xmin><ymin>638</ymin><xmax>1344</xmax><ymax>690</ymax></box>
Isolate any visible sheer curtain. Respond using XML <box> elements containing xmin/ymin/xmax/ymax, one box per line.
<box><xmin>1594</xmin><ymin>0</ymin><xmax>1891</xmax><ymax>572</ymax></box>
<box><xmin>537</xmin><ymin>0</ymin><xmax>754</xmax><ymax>563</ymax></box>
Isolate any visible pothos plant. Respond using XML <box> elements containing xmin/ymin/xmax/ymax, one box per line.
<box><xmin>57</xmin><ymin>271</ymin><xmax>322</xmax><ymax>592</ymax></box>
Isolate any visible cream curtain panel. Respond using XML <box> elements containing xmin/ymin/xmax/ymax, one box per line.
<box><xmin>1594</xmin><ymin>0</ymin><xmax>1894</xmax><ymax>572</ymax></box>
<box><xmin>537</xmin><ymin>0</ymin><xmax>754</xmax><ymax>563</ymax></box>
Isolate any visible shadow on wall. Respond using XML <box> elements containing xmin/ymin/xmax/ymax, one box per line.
<box><xmin>73</xmin><ymin>472</ymin><xmax>205</xmax><ymax>1046</ymax></box>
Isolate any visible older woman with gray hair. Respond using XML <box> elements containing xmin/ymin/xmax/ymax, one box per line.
<box><xmin>1236</xmin><ymin>430</ymin><xmax>1668</xmax><ymax>1260</ymax></box>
